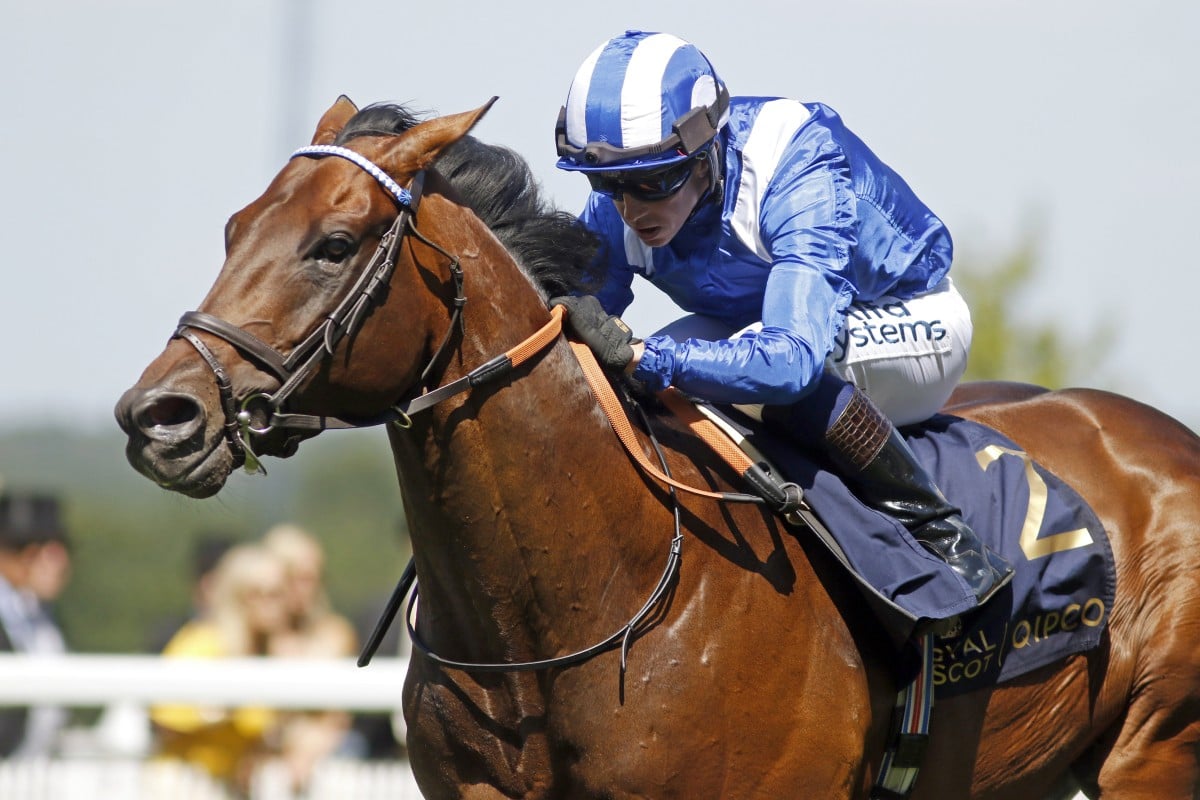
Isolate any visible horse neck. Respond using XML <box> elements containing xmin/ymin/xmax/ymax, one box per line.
<box><xmin>388</xmin><ymin>221</ymin><xmax>663</xmax><ymax>661</ymax></box>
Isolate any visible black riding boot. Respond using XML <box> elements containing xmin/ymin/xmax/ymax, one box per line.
<box><xmin>821</xmin><ymin>388</ymin><xmax>1014</xmax><ymax>606</ymax></box>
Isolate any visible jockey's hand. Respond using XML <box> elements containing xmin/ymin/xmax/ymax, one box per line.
<box><xmin>550</xmin><ymin>295</ymin><xmax>637</xmax><ymax>372</ymax></box>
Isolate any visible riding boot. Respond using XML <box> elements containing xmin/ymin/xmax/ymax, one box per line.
<box><xmin>821</xmin><ymin>387</ymin><xmax>1014</xmax><ymax>606</ymax></box>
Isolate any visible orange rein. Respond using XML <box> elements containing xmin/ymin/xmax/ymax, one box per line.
<box><xmin>541</xmin><ymin>306</ymin><xmax>785</xmax><ymax>509</ymax></box>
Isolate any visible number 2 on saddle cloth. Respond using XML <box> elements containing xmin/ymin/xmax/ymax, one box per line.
<box><xmin>703</xmin><ymin>401</ymin><xmax>1114</xmax><ymax>698</ymax></box>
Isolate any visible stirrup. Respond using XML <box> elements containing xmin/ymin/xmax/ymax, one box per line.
<box><xmin>914</xmin><ymin>615</ymin><xmax>962</xmax><ymax>640</ymax></box>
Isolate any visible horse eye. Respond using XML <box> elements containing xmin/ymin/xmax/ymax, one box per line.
<box><xmin>317</xmin><ymin>234</ymin><xmax>355</xmax><ymax>264</ymax></box>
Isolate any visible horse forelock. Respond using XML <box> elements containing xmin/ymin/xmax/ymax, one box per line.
<box><xmin>335</xmin><ymin>103</ymin><xmax>600</xmax><ymax>299</ymax></box>
<box><xmin>335</xmin><ymin>102</ymin><xmax>426</xmax><ymax>140</ymax></box>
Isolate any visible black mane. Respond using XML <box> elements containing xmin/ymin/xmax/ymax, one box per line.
<box><xmin>336</xmin><ymin>103</ymin><xmax>598</xmax><ymax>297</ymax></box>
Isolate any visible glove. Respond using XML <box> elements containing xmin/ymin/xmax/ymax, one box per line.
<box><xmin>550</xmin><ymin>295</ymin><xmax>637</xmax><ymax>371</ymax></box>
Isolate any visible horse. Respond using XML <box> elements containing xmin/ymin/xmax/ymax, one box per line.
<box><xmin>115</xmin><ymin>96</ymin><xmax>1200</xmax><ymax>799</ymax></box>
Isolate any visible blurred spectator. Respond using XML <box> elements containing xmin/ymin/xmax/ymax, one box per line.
<box><xmin>261</xmin><ymin>524</ymin><xmax>357</xmax><ymax>658</ymax></box>
<box><xmin>150</xmin><ymin>543</ymin><xmax>290</xmax><ymax>794</ymax></box>
<box><xmin>96</xmin><ymin>532</ymin><xmax>239</xmax><ymax>760</ymax></box>
<box><xmin>0</xmin><ymin>491</ymin><xmax>72</xmax><ymax>758</ymax></box>
<box><xmin>261</xmin><ymin>524</ymin><xmax>359</xmax><ymax>788</ymax></box>
<box><xmin>147</xmin><ymin>531</ymin><xmax>237</xmax><ymax>652</ymax></box>
<box><xmin>190</xmin><ymin>534</ymin><xmax>237</xmax><ymax>616</ymax></box>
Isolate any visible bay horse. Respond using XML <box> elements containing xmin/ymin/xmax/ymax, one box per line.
<box><xmin>115</xmin><ymin>97</ymin><xmax>1200</xmax><ymax>799</ymax></box>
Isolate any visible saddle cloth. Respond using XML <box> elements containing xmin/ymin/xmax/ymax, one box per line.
<box><xmin>723</xmin><ymin>409</ymin><xmax>1116</xmax><ymax>697</ymax></box>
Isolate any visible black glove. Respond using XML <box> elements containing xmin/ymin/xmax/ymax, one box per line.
<box><xmin>550</xmin><ymin>295</ymin><xmax>637</xmax><ymax>371</ymax></box>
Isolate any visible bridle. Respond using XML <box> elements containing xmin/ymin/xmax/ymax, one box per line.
<box><xmin>174</xmin><ymin>145</ymin><xmax>464</xmax><ymax>472</ymax></box>
<box><xmin>172</xmin><ymin>142</ymin><xmax>685</xmax><ymax>675</ymax></box>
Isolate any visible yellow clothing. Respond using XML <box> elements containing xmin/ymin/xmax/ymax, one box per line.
<box><xmin>150</xmin><ymin>621</ymin><xmax>277</xmax><ymax>783</ymax></box>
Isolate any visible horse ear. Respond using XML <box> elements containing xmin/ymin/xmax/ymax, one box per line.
<box><xmin>384</xmin><ymin>97</ymin><xmax>499</xmax><ymax>172</ymax></box>
<box><xmin>310</xmin><ymin>95</ymin><xmax>360</xmax><ymax>145</ymax></box>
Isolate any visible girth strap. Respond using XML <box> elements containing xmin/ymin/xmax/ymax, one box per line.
<box><xmin>872</xmin><ymin>633</ymin><xmax>935</xmax><ymax>799</ymax></box>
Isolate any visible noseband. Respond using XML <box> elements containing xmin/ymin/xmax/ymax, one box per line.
<box><xmin>174</xmin><ymin>145</ymin><xmax>463</xmax><ymax>471</ymax></box>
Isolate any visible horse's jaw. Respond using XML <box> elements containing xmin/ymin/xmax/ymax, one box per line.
<box><xmin>127</xmin><ymin>438</ymin><xmax>234</xmax><ymax>499</ymax></box>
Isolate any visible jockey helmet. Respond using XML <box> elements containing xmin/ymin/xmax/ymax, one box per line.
<box><xmin>556</xmin><ymin>30</ymin><xmax>730</xmax><ymax>174</ymax></box>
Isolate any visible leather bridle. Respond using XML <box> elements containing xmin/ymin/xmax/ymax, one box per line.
<box><xmin>174</xmin><ymin>146</ymin><xmax>464</xmax><ymax>472</ymax></box>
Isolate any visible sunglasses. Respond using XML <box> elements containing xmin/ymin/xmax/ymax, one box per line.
<box><xmin>586</xmin><ymin>157</ymin><xmax>698</xmax><ymax>202</ymax></box>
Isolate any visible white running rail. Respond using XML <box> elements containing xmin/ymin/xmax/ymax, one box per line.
<box><xmin>0</xmin><ymin>654</ymin><xmax>408</xmax><ymax>710</ymax></box>
<box><xmin>0</xmin><ymin>653</ymin><xmax>1089</xmax><ymax>799</ymax></box>
<box><xmin>0</xmin><ymin>653</ymin><xmax>419</xmax><ymax>799</ymax></box>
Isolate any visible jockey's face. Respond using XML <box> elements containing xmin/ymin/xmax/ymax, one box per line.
<box><xmin>613</xmin><ymin>157</ymin><xmax>711</xmax><ymax>248</ymax></box>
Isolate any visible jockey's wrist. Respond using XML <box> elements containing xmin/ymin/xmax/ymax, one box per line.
<box><xmin>624</xmin><ymin>340</ymin><xmax>645</xmax><ymax>375</ymax></box>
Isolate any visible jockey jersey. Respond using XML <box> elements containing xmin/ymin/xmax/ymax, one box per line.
<box><xmin>580</xmin><ymin>99</ymin><xmax>955</xmax><ymax>407</ymax></box>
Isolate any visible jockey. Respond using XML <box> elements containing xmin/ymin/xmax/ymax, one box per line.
<box><xmin>551</xmin><ymin>29</ymin><xmax>1013</xmax><ymax>609</ymax></box>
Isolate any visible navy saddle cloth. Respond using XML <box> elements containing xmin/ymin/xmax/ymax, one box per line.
<box><xmin>727</xmin><ymin>410</ymin><xmax>1116</xmax><ymax>698</ymax></box>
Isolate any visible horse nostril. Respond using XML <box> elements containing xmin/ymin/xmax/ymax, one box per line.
<box><xmin>129</xmin><ymin>390</ymin><xmax>205</xmax><ymax>442</ymax></box>
<box><xmin>142</xmin><ymin>395</ymin><xmax>196</xmax><ymax>427</ymax></box>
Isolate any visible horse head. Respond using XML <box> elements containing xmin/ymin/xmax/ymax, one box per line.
<box><xmin>115</xmin><ymin>97</ymin><xmax>500</xmax><ymax>497</ymax></box>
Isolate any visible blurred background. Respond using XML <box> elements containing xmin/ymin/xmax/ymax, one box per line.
<box><xmin>0</xmin><ymin>0</ymin><xmax>1194</xmax><ymax>796</ymax></box>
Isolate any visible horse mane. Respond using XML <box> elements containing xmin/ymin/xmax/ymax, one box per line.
<box><xmin>336</xmin><ymin>103</ymin><xmax>599</xmax><ymax>298</ymax></box>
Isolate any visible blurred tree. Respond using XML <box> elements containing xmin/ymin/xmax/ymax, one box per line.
<box><xmin>954</xmin><ymin>235</ymin><xmax>1115</xmax><ymax>389</ymax></box>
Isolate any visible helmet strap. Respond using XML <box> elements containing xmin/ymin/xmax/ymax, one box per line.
<box><xmin>684</xmin><ymin>142</ymin><xmax>725</xmax><ymax>224</ymax></box>
<box><xmin>705</xmin><ymin>141</ymin><xmax>724</xmax><ymax>199</ymax></box>
<box><xmin>698</xmin><ymin>142</ymin><xmax>724</xmax><ymax>207</ymax></box>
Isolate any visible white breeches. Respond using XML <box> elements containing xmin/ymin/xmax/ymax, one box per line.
<box><xmin>652</xmin><ymin>277</ymin><xmax>972</xmax><ymax>426</ymax></box>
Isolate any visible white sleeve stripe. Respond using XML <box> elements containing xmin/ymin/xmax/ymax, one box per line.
<box><xmin>730</xmin><ymin>100</ymin><xmax>813</xmax><ymax>260</ymax></box>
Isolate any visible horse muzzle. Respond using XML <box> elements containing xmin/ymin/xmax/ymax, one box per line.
<box><xmin>114</xmin><ymin>384</ymin><xmax>236</xmax><ymax>498</ymax></box>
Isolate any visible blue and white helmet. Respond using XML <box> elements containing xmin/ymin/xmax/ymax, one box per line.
<box><xmin>556</xmin><ymin>30</ymin><xmax>730</xmax><ymax>173</ymax></box>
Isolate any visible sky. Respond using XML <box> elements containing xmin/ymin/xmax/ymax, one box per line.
<box><xmin>3</xmin><ymin>0</ymin><xmax>1198</xmax><ymax>430</ymax></box>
